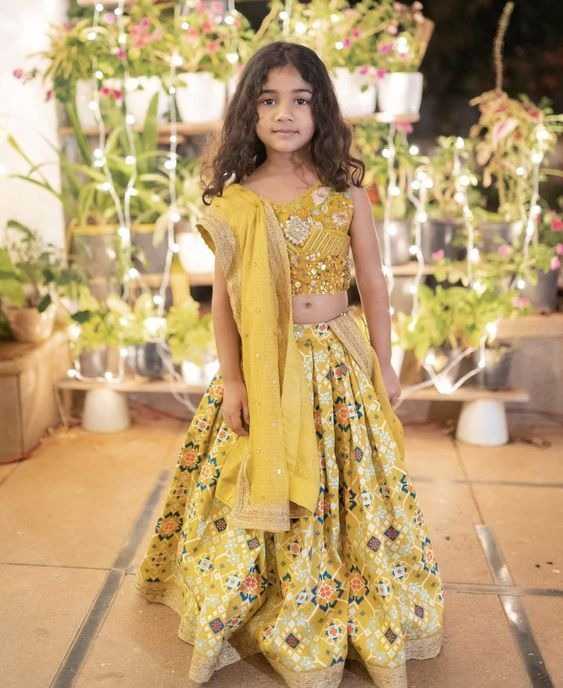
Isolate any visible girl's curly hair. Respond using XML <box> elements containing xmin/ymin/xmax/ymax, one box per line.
<box><xmin>201</xmin><ymin>41</ymin><xmax>365</xmax><ymax>205</ymax></box>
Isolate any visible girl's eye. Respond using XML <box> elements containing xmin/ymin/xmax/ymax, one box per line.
<box><xmin>259</xmin><ymin>98</ymin><xmax>311</xmax><ymax>106</ymax></box>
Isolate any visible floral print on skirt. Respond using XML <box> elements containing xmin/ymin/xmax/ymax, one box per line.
<box><xmin>135</xmin><ymin>320</ymin><xmax>445</xmax><ymax>688</ymax></box>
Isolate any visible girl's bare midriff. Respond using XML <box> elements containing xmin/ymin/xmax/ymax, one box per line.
<box><xmin>292</xmin><ymin>291</ymin><xmax>349</xmax><ymax>324</ymax></box>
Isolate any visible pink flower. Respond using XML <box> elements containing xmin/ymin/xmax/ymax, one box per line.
<box><xmin>431</xmin><ymin>249</ymin><xmax>444</xmax><ymax>261</ymax></box>
<box><xmin>413</xmin><ymin>1</ymin><xmax>424</xmax><ymax>9</ymax></box>
<box><xmin>45</xmin><ymin>89</ymin><xmax>53</xmax><ymax>102</ymax></box>
<box><xmin>103</xmin><ymin>12</ymin><xmax>116</xmax><ymax>24</ymax></box>
<box><xmin>202</xmin><ymin>19</ymin><xmax>214</xmax><ymax>33</ymax></box>
<box><xmin>376</xmin><ymin>68</ymin><xmax>388</xmax><ymax>80</ymax></box>
<box><xmin>387</xmin><ymin>24</ymin><xmax>398</xmax><ymax>35</ymax></box>
<box><xmin>396</xmin><ymin>121</ymin><xmax>413</xmax><ymax>134</ymax></box>
<box><xmin>555</xmin><ymin>243</ymin><xmax>563</xmax><ymax>256</ymax></box>
<box><xmin>378</xmin><ymin>42</ymin><xmax>394</xmax><ymax>54</ymax></box>
<box><xmin>210</xmin><ymin>1</ymin><xmax>224</xmax><ymax>14</ymax></box>
<box><xmin>208</xmin><ymin>41</ymin><xmax>220</xmax><ymax>53</ymax></box>
<box><xmin>497</xmin><ymin>244</ymin><xmax>512</xmax><ymax>257</ymax></box>
<box><xmin>342</xmin><ymin>38</ymin><xmax>352</xmax><ymax>49</ymax></box>
<box><xmin>492</xmin><ymin>117</ymin><xmax>517</xmax><ymax>146</ymax></box>
<box><xmin>12</xmin><ymin>68</ymin><xmax>23</xmax><ymax>79</ymax></box>
<box><xmin>512</xmin><ymin>295</ymin><xmax>529</xmax><ymax>308</ymax></box>
<box><xmin>550</xmin><ymin>216</ymin><xmax>563</xmax><ymax>231</ymax></box>
<box><xmin>550</xmin><ymin>256</ymin><xmax>561</xmax><ymax>270</ymax></box>
<box><xmin>351</xmin><ymin>28</ymin><xmax>361</xmax><ymax>39</ymax></box>
<box><xmin>116</xmin><ymin>47</ymin><xmax>127</xmax><ymax>60</ymax></box>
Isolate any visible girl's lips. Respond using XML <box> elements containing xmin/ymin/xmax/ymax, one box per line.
<box><xmin>273</xmin><ymin>130</ymin><xmax>297</xmax><ymax>134</ymax></box>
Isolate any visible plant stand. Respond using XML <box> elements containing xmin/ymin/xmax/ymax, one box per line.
<box><xmin>82</xmin><ymin>388</ymin><xmax>131</xmax><ymax>433</ymax></box>
<box><xmin>456</xmin><ymin>398</ymin><xmax>508</xmax><ymax>446</ymax></box>
<box><xmin>401</xmin><ymin>387</ymin><xmax>530</xmax><ymax>446</ymax></box>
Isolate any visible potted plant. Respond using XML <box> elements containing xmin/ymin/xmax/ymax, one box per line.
<box><xmin>175</xmin><ymin>1</ymin><xmax>254</xmax><ymax>123</ymax></box>
<box><xmin>257</xmin><ymin>0</ymin><xmax>395</xmax><ymax>118</ymax></box>
<box><xmin>69</xmin><ymin>293</ymin><xmax>135</xmax><ymax>379</ymax></box>
<box><xmin>373</xmin><ymin>1</ymin><xmax>434</xmax><ymax>116</ymax></box>
<box><xmin>166</xmin><ymin>298</ymin><xmax>216</xmax><ymax>385</ymax></box>
<box><xmin>425</xmin><ymin>136</ymin><xmax>482</xmax><ymax>263</ymax></box>
<box><xmin>468</xmin><ymin>90</ymin><xmax>561</xmax><ymax>252</ymax></box>
<box><xmin>0</xmin><ymin>222</ymin><xmax>66</xmax><ymax>343</ymax></box>
<box><xmin>354</xmin><ymin>121</ymin><xmax>425</xmax><ymax>264</ymax></box>
<box><xmin>395</xmin><ymin>281</ymin><xmax>524</xmax><ymax>389</ymax></box>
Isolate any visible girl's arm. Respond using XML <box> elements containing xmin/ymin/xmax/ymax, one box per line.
<box><xmin>211</xmin><ymin>258</ymin><xmax>250</xmax><ymax>435</ymax></box>
<box><xmin>211</xmin><ymin>259</ymin><xmax>243</xmax><ymax>383</ymax></box>
<box><xmin>349</xmin><ymin>185</ymin><xmax>393</xmax><ymax>368</ymax></box>
<box><xmin>349</xmin><ymin>185</ymin><xmax>401</xmax><ymax>406</ymax></box>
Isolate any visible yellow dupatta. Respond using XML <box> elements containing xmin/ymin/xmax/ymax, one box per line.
<box><xmin>196</xmin><ymin>182</ymin><xmax>406</xmax><ymax>532</ymax></box>
<box><xmin>196</xmin><ymin>183</ymin><xmax>320</xmax><ymax>532</ymax></box>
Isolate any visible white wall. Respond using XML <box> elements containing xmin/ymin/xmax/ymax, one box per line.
<box><xmin>0</xmin><ymin>0</ymin><xmax>67</xmax><ymax>249</ymax></box>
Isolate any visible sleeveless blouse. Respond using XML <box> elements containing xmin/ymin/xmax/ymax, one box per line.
<box><xmin>269</xmin><ymin>183</ymin><xmax>355</xmax><ymax>296</ymax></box>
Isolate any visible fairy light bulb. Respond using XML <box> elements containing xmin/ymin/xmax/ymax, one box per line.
<box><xmin>389</xmin><ymin>185</ymin><xmax>401</xmax><ymax>197</ymax></box>
<box><xmin>409</xmin><ymin>144</ymin><xmax>420</xmax><ymax>155</ymax></box>
<box><xmin>531</xmin><ymin>150</ymin><xmax>543</xmax><ymax>164</ymax></box>
<box><xmin>126</xmin><ymin>114</ymin><xmax>135</xmax><ymax>126</ymax></box>
<box><xmin>95</xmin><ymin>70</ymin><xmax>104</xmax><ymax>80</ymax></box>
<box><xmin>395</xmin><ymin>36</ymin><xmax>409</xmax><ymax>54</ymax></box>
<box><xmin>516</xmin><ymin>277</ymin><xmax>526</xmax><ymax>289</ymax></box>
<box><xmin>170</xmin><ymin>52</ymin><xmax>183</xmax><ymax>67</ymax></box>
<box><xmin>455</xmin><ymin>137</ymin><xmax>464</xmax><ymax>149</ymax></box>
<box><xmin>382</xmin><ymin>148</ymin><xmax>392</xmax><ymax>159</ymax></box>
<box><xmin>335</xmin><ymin>41</ymin><xmax>344</xmax><ymax>50</ymax></box>
<box><xmin>435</xmin><ymin>378</ymin><xmax>454</xmax><ymax>394</ymax></box>
<box><xmin>279</xmin><ymin>10</ymin><xmax>289</xmax><ymax>20</ymax></box>
<box><xmin>409</xmin><ymin>244</ymin><xmax>418</xmax><ymax>255</ymax></box>
<box><xmin>295</xmin><ymin>21</ymin><xmax>306</xmax><ymax>34</ymax></box>
<box><xmin>125</xmin><ymin>155</ymin><xmax>136</xmax><ymax>165</ymax></box>
<box><xmin>87</xmin><ymin>30</ymin><xmax>97</xmax><ymax>41</ymax></box>
<box><xmin>468</xmin><ymin>247</ymin><xmax>480</xmax><ymax>263</ymax></box>
<box><xmin>486</xmin><ymin>321</ymin><xmax>497</xmax><ymax>340</ymax></box>
<box><xmin>516</xmin><ymin>166</ymin><xmax>526</xmax><ymax>177</ymax></box>
<box><xmin>425</xmin><ymin>351</ymin><xmax>437</xmax><ymax>367</ymax></box>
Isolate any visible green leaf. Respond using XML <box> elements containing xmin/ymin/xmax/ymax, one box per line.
<box><xmin>37</xmin><ymin>293</ymin><xmax>52</xmax><ymax>313</ymax></box>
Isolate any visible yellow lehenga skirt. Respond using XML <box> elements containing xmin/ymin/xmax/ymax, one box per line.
<box><xmin>135</xmin><ymin>318</ymin><xmax>445</xmax><ymax>688</ymax></box>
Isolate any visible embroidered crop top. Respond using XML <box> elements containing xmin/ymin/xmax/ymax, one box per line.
<box><xmin>269</xmin><ymin>183</ymin><xmax>355</xmax><ymax>296</ymax></box>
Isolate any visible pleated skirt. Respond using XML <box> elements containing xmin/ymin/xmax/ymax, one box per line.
<box><xmin>135</xmin><ymin>318</ymin><xmax>445</xmax><ymax>688</ymax></box>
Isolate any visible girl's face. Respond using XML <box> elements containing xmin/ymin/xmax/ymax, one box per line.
<box><xmin>255</xmin><ymin>63</ymin><xmax>316</xmax><ymax>158</ymax></box>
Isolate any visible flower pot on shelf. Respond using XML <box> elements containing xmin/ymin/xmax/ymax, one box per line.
<box><xmin>521</xmin><ymin>267</ymin><xmax>560</xmax><ymax>313</ymax></box>
<box><xmin>75</xmin><ymin>79</ymin><xmax>99</xmax><ymax>129</ymax></box>
<box><xmin>476</xmin><ymin>345</ymin><xmax>512</xmax><ymax>390</ymax></box>
<box><xmin>77</xmin><ymin>346</ymin><xmax>123</xmax><ymax>380</ymax></box>
<box><xmin>176</xmin><ymin>72</ymin><xmax>226</xmax><ymax>123</ymax></box>
<box><xmin>132</xmin><ymin>225</ymin><xmax>169</xmax><ymax>274</ymax></box>
<box><xmin>377</xmin><ymin>72</ymin><xmax>423</xmax><ymax>116</ymax></box>
<box><xmin>421</xmin><ymin>219</ymin><xmax>466</xmax><ymax>262</ymax></box>
<box><xmin>122</xmin><ymin>76</ymin><xmax>168</xmax><ymax>123</ymax></box>
<box><xmin>135</xmin><ymin>342</ymin><xmax>169</xmax><ymax>379</ymax></box>
<box><xmin>476</xmin><ymin>220</ymin><xmax>521</xmax><ymax>253</ymax></box>
<box><xmin>3</xmin><ymin>304</ymin><xmax>56</xmax><ymax>343</ymax></box>
<box><xmin>177</xmin><ymin>231</ymin><xmax>215</xmax><ymax>275</ymax></box>
<box><xmin>331</xmin><ymin>67</ymin><xmax>377</xmax><ymax>118</ymax></box>
<box><xmin>374</xmin><ymin>219</ymin><xmax>411</xmax><ymax>265</ymax></box>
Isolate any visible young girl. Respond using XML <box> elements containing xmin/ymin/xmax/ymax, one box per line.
<box><xmin>136</xmin><ymin>41</ymin><xmax>444</xmax><ymax>688</ymax></box>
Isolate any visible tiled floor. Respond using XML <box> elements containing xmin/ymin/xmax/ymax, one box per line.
<box><xmin>1</xmin><ymin>410</ymin><xmax>562</xmax><ymax>688</ymax></box>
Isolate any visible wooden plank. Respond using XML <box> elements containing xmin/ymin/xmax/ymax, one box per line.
<box><xmin>58</xmin><ymin>112</ymin><xmax>418</xmax><ymax>139</ymax></box>
<box><xmin>57</xmin><ymin>375</ymin><xmax>207</xmax><ymax>394</ymax></box>
<box><xmin>496</xmin><ymin>313</ymin><xmax>563</xmax><ymax>339</ymax></box>
<box><xmin>401</xmin><ymin>387</ymin><xmax>529</xmax><ymax>402</ymax></box>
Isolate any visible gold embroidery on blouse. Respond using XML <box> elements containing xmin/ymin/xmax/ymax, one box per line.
<box><xmin>271</xmin><ymin>185</ymin><xmax>354</xmax><ymax>295</ymax></box>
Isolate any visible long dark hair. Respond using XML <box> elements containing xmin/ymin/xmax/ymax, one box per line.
<box><xmin>201</xmin><ymin>41</ymin><xmax>365</xmax><ymax>205</ymax></box>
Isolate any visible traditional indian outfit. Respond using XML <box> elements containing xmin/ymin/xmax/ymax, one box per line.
<box><xmin>135</xmin><ymin>181</ymin><xmax>445</xmax><ymax>688</ymax></box>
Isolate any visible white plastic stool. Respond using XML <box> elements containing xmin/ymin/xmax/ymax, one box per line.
<box><xmin>82</xmin><ymin>388</ymin><xmax>130</xmax><ymax>433</ymax></box>
<box><xmin>456</xmin><ymin>398</ymin><xmax>508</xmax><ymax>446</ymax></box>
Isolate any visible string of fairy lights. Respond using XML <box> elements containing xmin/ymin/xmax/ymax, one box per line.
<box><xmin>60</xmin><ymin>0</ymin><xmax>554</xmax><ymax>408</ymax></box>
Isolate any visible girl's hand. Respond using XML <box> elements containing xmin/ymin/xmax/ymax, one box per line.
<box><xmin>223</xmin><ymin>379</ymin><xmax>250</xmax><ymax>436</ymax></box>
<box><xmin>380</xmin><ymin>363</ymin><xmax>401</xmax><ymax>408</ymax></box>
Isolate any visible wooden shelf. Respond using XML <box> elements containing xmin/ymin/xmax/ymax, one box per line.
<box><xmin>58</xmin><ymin>112</ymin><xmax>418</xmax><ymax>139</ymax></box>
<box><xmin>496</xmin><ymin>313</ymin><xmax>563</xmax><ymax>339</ymax></box>
<box><xmin>57</xmin><ymin>375</ymin><xmax>206</xmax><ymax>394</ymax></box>
<box><xmin>401</xmin><ymin>387</ymin><xmax>530</xmax><ymax>403</ymax></box>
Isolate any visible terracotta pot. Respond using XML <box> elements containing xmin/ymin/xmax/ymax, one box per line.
<box><xmin>4</xmin><ymin>305</ymin><xmax>56</xmax><ymax>343</ymax></box>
